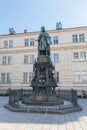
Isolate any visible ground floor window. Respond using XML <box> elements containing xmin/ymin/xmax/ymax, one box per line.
<box><xmin>23</xmin><ymin>72</ymin><xmax>34</xmax><ymax>83</ymax></box>
<box><xmin>0</xmin><ymin>73</ymin><xmax>11</xmax><ymax>83</ymax></box>
<box><xmin>74</xmin><ymin>72</ymin><xmax>87</xmax><ymax>83</ymax></box>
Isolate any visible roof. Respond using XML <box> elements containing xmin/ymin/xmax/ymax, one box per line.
<box><xmin>0</xmin><ymin>26</ymin><xmax>87</xmax><ymax>37</ymax></box>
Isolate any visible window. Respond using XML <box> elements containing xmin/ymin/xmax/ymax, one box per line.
<box><xmin>24</xmin><ymin>55</ymin><xmax>35</xmax><ymax>64</ymax></box>
<box><xmin>9</xmin><ymin>40</ymin><xmax>13</xmax><ymax>48</ymax></box>
<box><xmin>23</xmin><ymin>72</ymin><xmax>33</xmax><ymax>83</ymax></box>
<box><xmin>74</xmin><ymin>72</ymin><xmax>87</xmax><ymax>83</ymax></box>
<box><xmin>8</xmin><ymin>56</ymin><xmax>12</xmax><ymax>64</ymax></box>
<box><xmin>29</xmin><ymin>72</ymin><xmax>33</xmax><ymax>82</ymax></box>
<box><xmin>30</xmin><ymin>38</ymin><xmax>34</xmax><ymax>46</ymax></box>
<box><xmin>79</xmin><ymin>34</ymin><xmax>84</xmax><ymax>42</ymax></box>
<box><xmin>53</xmin><ymin>36</ymin><xmax>58</xmax><ymax>44</ymax></box>
<box><xmin>74</xmin><ymin>72</ymin><xmax>80</xmax><ymax>82</ymax></box>
<box><xmin>4</xmin><ymin>41</ymin><xmax>8</xmax><ymax>48</ymax></box>
<box><xmin>72</xmin><ymin>34</ymin><xmax>85</xmax><ymax>43</ymax></box>
<box><xmin>30</xmin><ymin>55</ymin><xmax>35</xmax><ymax>63</ymax></box>
<box><xmin>23</xmin><ymin>72</ymin><xmax>28</xmax><ymax>83</ymax></box>
<box><xmin>3</xmin><ymin>40</ymin><xmax>13</xmax><ymax>48</ymax></box>
<box><xmin>80</xmin><ymin>52</ymin><xmax>86</xmax><ymax>61</ymax></box>
<box><xmin>73</xmin><ymin>51</ymin><xmax>86</xmax><ymax>61</ymax></box>
<box><xmin>81</xmin><ymin>72</ymin><xmax>87</xmax><ymax>82</ymax></box>
<box><xmin>25</xmin><ymin>39</ymin><xmax>29</xmax><ymax>46</ymax></box>
<box><xmin>73</xmin><ymin>52</ymin><xmax>79</xmax><ymax>60</ymax></box>
<box><xmin>54</xmin><ymin>53</ymin><xmax>59</xmax><ymax>62</ymax></box>
<box><xmin>2</xmin><ymin>56</ymin><xmax>7</xmax><ymax>64</ymax></box>
<box><xmin>2</xmin><ymin>56</ymin><xmax>12</xmax><ymax>64</ymax></box>
<box><xmin>1</xmin><ymin>73</ymin><xmax>5</xmax><ymax>83</ymax></box>
<box><xmin>6</xmin><ymin>73</ymin><xmax>11</xmax><ymax>83</ymax></box>
<box><xmin>72</xmin><ymin>34</ymin><xmax>78</xmax><ymax>43</ymax></box>
<box><xmin>24</xmin><ymin>55</ymin><xmax>28</xmax><ymax>64</ymax></box>
<box><xmin>1</xmin><ymin>73</ymin><xmax>11</xmax><ymax>83</ymax></box>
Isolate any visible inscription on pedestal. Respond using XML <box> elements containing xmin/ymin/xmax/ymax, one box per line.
<box><xmin>36</xmin><ymin>95</ymin><xmax>43</xmax><ymax>101</ymax></box>
<box><xmin>38</xmin><ymin>56</ymin><xmax>49</xmax><ymax>63</ymax></box>
<box><xmin>36</xmin><ymin>95</ymin><xmax>47</xmax><ymax>101</ymax></box>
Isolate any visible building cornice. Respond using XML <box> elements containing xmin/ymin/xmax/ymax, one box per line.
<box><xmin>0</xmin><ymin>44</ymin><xmax>87</xmax><ymax>54</ymax></box>
<box><xmin>0</xmin><ymin>26</ymin><xmax>87</xmax><ymax>38</ymax></box>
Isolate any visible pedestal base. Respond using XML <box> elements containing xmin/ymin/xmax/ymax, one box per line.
<box><xmin>22</xmin><ymin>93</ymin><xmax>64</xmax><ymax>106</ymax></box>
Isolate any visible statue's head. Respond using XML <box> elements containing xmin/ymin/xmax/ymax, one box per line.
<box><xmin>41</xmin><ymin>26</ymin><xmax>45</xmax><ymax>32</ymax></box>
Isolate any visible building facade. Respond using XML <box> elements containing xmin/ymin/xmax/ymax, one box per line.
<box><xmin>0</xmin><ymin>26</ymin><xmax>87</xmax><ymax>90</ymax></box>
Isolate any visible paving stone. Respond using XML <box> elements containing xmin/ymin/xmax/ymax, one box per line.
<box><xmin>0</xmin><ymin>97</ymin><xmax>87</xmax><ymax>130</ymax></box>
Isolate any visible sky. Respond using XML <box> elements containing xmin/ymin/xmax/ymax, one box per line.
<box><xmin>0</xmin><ymin>0</ymin><xmax>87</xmax><ymax>34</ymax></box>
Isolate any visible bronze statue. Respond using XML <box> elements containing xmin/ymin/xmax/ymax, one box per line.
<box><xmin>31</xmin><ymin>26</ymin><xmax>58</xmax><ymax>93</ymax></box>
<box><xmin>37</xmin><ymin>26</ymin><xmax>51</xmax><ymax>56</ymax></box>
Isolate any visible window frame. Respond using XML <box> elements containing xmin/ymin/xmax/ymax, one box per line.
<box><xmin>2</xmin><ymin>56</ymin><xmax>7</xmax><ymax>64</ymax></box>
<box><xmin>79</xmin><ymin>34</ymin><xmax>85</xmax><ymax>42</ymax></box>
<box><xmin>72</xmin><ymin>34</ymin><xmax>78</xmax><ymax>43</ymax></box>
<box><xmin>4</xmin><ymin>40</ymin><xmax>8</xmax><ymax>48</ymax></box>
<box><xmin>24</xmin><ymin>38</ymin><xmax>29</xmax><ymax>47</ymax></box>
<box><xmin>1</xmin><ymin>73</ymin><xmax>11</xmax><ymax>83</ymax></box>
<box><xmin>53</xmin><ymin>36</ymin><xmax>58</xmax><ymax>44</ymax></box>
<box><xmin>73</xmin><ymin>52</ymin><xmax>79</xmax><ymax>61</ymax></box>
<box><xmin>8</xmin><ymin>56</ymin><xmax>12</xmax><ymax>64</ymax></box>
<box><xmin>54</xmin><ymin>53</ymin><xmax>59</xmax><ymax>62</ymax></box>
<box><xmin>9</xmin><ymin>40</ymin><xmax>13</xmax><ymax>48</ymax></box>
<box><xmin>30</xmin><ymin>38</ymin><xmax>35</xmax><ymax>46</ymax></box>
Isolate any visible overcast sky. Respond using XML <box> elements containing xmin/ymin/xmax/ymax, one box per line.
<box><xmin>0</xmin><ymin>0</ymin><xmax>87</xmax><ymax>34</ymax></box>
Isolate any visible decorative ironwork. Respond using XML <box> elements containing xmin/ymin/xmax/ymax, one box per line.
<box><xmin>8</xmin><ymin>89</ymin><xmax>78</xmax><ymax>107</ymax></box>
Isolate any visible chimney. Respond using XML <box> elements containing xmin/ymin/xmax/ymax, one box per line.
<box><xmin>24</xmin><ymin>29</ymin><xmax>27</xmax><ymax>33</ymax></box>
<box><xmin>9</xmin><ymin>28</ymin><xmax>16</xmax><ymax>35</ymax></box>
<box><xmin>56</xmin><ymin>22</ymin><xmax>62</xmax><ymax>30</ymax></box>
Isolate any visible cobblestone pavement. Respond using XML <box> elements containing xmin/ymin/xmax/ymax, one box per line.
<box><xmin>0</xmin><ymin>97</ymin><xmax>87</xmax><ymax>130</ymax></box>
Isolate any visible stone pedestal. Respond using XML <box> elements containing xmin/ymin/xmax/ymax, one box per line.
<box><xmin>31</xmin><ymin>55</ymin><xmax>58</xmax><ymax>94</ymax></box>
<box><xmin>22</xmin><ymin>93</ymin><xmax>64</xmax><ymax>106</ymax></box>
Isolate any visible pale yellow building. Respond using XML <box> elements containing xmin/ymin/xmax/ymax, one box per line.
<box><xmin>0</xmin><ymin>26</ymin><xmax>87</xmax><ymax>90</ymax></box>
